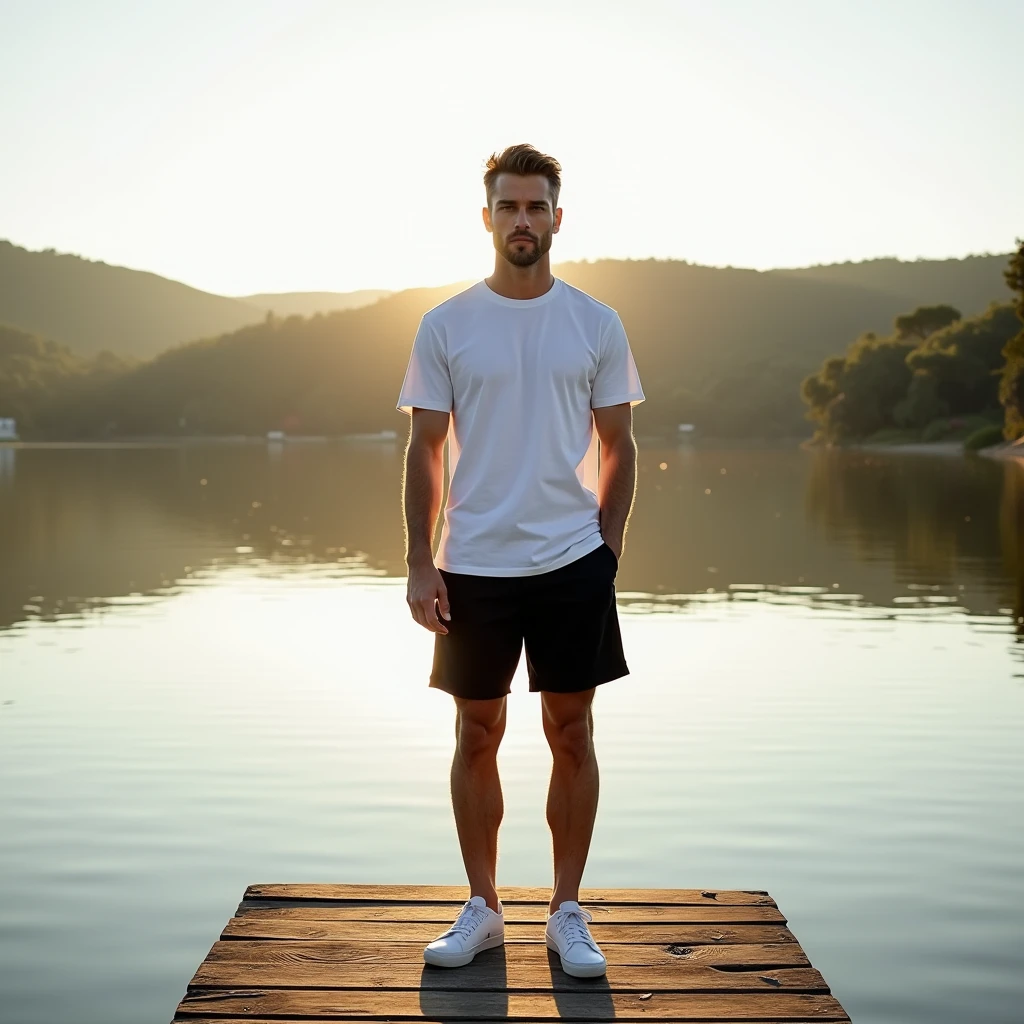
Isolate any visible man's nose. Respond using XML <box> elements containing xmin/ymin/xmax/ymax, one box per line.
<box><xmin>514</xmin><ymin>209</ymin><xmax>531</xmax><ymax>230</ymax></box>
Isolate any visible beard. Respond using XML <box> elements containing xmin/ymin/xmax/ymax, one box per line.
<box><xmin>497</xmin><ymin>229</ymin><xmax>552</xmax><ymax>267</ymax></box>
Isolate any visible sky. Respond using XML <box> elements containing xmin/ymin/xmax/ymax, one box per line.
<box><xmin>1</xmin><ymin>0</ymin><xmax>1022</xmax><ymax>296</ymax></box>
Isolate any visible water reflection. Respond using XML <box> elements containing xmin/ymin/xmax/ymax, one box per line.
<box><xmin>802</xmin><ymin>449</ymin><xmax>1018</xmax><ymax>624</ymax></box>
<box><xmin>0</xmin><ymin>442</ymin><xmax>1018</xmax><ymax>635</ymax></box>
<box><xmin>1000</xmin><ymin>459</ymin><xmax>1024</xmax><ymax>634</ymax></box>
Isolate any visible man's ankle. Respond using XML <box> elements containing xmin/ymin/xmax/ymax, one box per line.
<box><xmin>548</xmin><ymin>893</ymin><xmax>579</xmax><ymax>914</ymax></box>
<box><xmin>471</xmin><ymin>890</ymin><xmax>501</xmax><ymax>914</ymax></box>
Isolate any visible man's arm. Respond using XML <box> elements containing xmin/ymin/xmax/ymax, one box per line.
<box><xmin>402</xmin><ymin>408</ymin><xmax>451</xmax><ymax>632</ymax></box>
<box><xmin>593</xmin><ymin>402</ymin><xmax>638</xmax><ymax>561</ymax></box>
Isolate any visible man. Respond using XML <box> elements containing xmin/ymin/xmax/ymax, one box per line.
<box><xmin>396</xmin><ymin>143</ymin><xmax>645</xmax><ymax>979</ymax></box>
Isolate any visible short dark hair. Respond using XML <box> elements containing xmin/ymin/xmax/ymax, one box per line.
<box><xmin>484</xmin><ymin>144</ymin><xmax>562</xmax><ymax>209</ymax></box>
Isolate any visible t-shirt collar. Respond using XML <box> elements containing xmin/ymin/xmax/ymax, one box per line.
<box><xmin>477</xmin><ymin>277</ymin><xmax>563</xmax><ymax>308</ymax></box>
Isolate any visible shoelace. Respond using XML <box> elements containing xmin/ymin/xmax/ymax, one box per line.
<box><xmin>554</xmin><ymin>907</ymin><xmax>600</xmax><ymax>950</ymax></box>
<box><xmin>443</xmin><ymin>901</ymin><xmax>487</xmax><ymax>939</ymax></box>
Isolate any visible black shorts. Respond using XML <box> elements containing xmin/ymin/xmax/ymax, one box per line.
<box><xmin>429</xmin><ymin>541</ymin><xmax>629</xmax><ymax>700</ymax></box>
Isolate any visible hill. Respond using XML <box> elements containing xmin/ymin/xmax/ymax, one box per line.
<box><xmin>22</xmin><ymin>254</ymin><xmax>1008</xmax><ymax>441</ymax></box>
<box><xmin>240</xmin><ymin>290</ymin><xmax>392</xmax><ymax>317</ymax></box>
<box><xmin>772</xmin><ymin>254</ymin><xmax>1009</xmax><ymax>311</ymax></box>
<box><xmin>1</xmin><ymin>238</ymin><xmax>1012</xmax><ymax>366</ymax></box>
<box><xmin>0</xmin><ymin>240</ymin><xmax>389</xmax><ymax>358</ymax></box>
<box><xmin>0</xmin><ymin>240</ymin><xmax>266</xmax><ymax>359</ymax></box>
<box><xmin>1</xmin><ymin>243</ymin><xmax>1014</xmax><ymax>439</ymax></box>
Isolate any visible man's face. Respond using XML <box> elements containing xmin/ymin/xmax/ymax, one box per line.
<box><xmin>483</xmin><ymin>173</ymin><xmax>561</xmax><ymax>267</ymax></box>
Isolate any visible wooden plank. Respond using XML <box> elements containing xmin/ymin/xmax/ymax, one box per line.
<box><xmin>177</xmin><ymin>1020</ymin><xmax>842</xmax><ymax>1024</ymax></box>
<box><xmin>221</xmin><ymin>918</ymin><xmax>799</xmax><ymax>945</ymax></box>
<box><xmin>244</xmin><ymin>884</ymin><xmax>775</xmax><ymax>906</ymax></box>
<box><xmin>174</xmin><ymin>988</ymin><xmax>850</xmax><ymax>1020</ymax></box>
<box><xmin>190</xmin><ymin>959</ymin><xmax>829</xmax><ymax>992</ymax></box>
<box><xmin>201</xmin><ymin>939</ymin><xmax>812</xmax><ymax>968</ymax></box>
<box><xmin>231</xmin><ymin>903</ymin><xmax>785</xmax><ymax>924</ymax></box>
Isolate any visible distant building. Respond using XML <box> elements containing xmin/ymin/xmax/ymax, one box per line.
<box><xmin>0</xmin><ymin>418</ymin><xmax>17</xmax><ymax>440</ymax></box>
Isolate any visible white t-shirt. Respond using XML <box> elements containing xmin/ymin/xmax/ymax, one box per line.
<box><xmin>396</xmin><ymin>277</ymin><xmax>645</xmax><ymax>576</ymax></box>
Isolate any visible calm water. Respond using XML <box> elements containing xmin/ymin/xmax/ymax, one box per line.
<box><xmin>0</xmin><ymin>441</ymin><xmax>1022</xmax><ymax>1024</ymax></box>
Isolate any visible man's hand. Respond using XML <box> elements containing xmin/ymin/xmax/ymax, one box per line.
<box><xmin>605</xmin><ymin>537</ymin><xmax>623</xmax><ymax>562</ymax></box>
<box><xmin>406</xmin><ymin>558</ymin><xmax>451</xmax><ymax>634</ymax></box>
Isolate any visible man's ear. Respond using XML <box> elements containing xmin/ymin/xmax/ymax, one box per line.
<box><xmin>481</xmin><ymin>205</ymin><xmax>493</xmax><ymax>233</ymax></box>
<box><xmin>553</xmin><ymin>206</ymin><xmax>562</xmax><ymax>234</ymax></box>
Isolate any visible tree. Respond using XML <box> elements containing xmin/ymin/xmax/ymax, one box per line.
<box><xmin>894</xmin><ymin>304</ymin><xmax>961</xmax><ymax>342</ymax></box>
<box><xmin>0</xmin><ymin>323</ymin><xmax>132</xmax><ymax>437</ymax></box>
<box><xmin>907</xmin><ymin>303</ymin><xmax>1018</xmax><ymax>417</ymax></box>
<box><xmin>894</xmin><ymin>372</ymin><xmax>946</xmax><ymax>428</ymax></box>
<box><xmin>800</xmin><ymin>334</ymin><xmax>914</xmax><ymax>442</ymax></box>
<box><xmin>801</xmin><ymin>356</ymin><xmax>849</xmax><ymax>439</ymax></box>
<box><xmin>835</xmin><ymin>334</ymin><xmax>915</xmax><ymax>438</ymax></box>
<box><xmin>1000</xmin><ymin>239</ymin><xmax>1024</xmax><ymax>439</ymax></box>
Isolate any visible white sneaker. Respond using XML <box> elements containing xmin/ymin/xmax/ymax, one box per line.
<box><xmin>545</xmin><ymin>900</ymin><xmax>607</xmax><ymax>978</ymax></box>
<box><xmin>423</xmin><ymin>895</ymin><xmax>505</xmax><ymax>967</ymax></box>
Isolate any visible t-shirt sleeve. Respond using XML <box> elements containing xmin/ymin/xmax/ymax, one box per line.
<box><xmin>396</xmin><ymin>317</ymin><xmax>453</xmax><ymax>416</ymax></box>
<box><xmin>592</xmin><ymin>313</ymin><xmax>645</xmax><ymax>409</ymax></box>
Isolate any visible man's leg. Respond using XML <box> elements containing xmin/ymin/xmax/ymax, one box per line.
<box><xmin>451</xmin><ymin>694</ymin><xmax>507</xmax><ymax>914</ymax></box>
<box><xmin>541</xmin><ymin>687</ymin><xmax>598</xmax><ymax>915</ymax></box>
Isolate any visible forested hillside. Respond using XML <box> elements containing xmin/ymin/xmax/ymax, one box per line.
<box><xmin>0</xmin><ymin>240</ymin><xmax>264</xmax><ymax>358</ymax></box>
<box><xmin>0</xmin><ymin>243</ymin><xmax>1013</xmax><ymax>440</ymax></box>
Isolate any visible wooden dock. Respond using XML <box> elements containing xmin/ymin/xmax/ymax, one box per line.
<box><xmin>170</xmin><ymin>883</ymin><xmax>851</xmax><ymax>1022</ymax></box>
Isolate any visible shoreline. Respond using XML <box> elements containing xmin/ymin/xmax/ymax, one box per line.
<box><xmin>2</xmin><ymin>435</ymin><xmax>1021</xmax><ymax>458</ymax></box>
<box><xmin>851</xmin><ymin>440</ymin><xmax>1024</xmax><ymax>460</ymax></box>
<box><xmin>1</xmin><ymin>433</ymin><xmax>812</xmax><ymax>449</ymax></box>
<box><xmin>805</xmin><ymin>438</ymin><xmax>1024</xmax><ymax>459</ymax></box>
<box><xmin>847</xmin><ymin>440</ymin><xmax>966</xmax><ymax>456</ymax></box>
<box><xmin>979</xmin><ymin>440</ymin><xmax>1024</xmax><ymax>461</ymax></box>
<box><xmin>0</xmin><ymin>434</ymin><xmax>391</xmax><ymax>448</ymax></box>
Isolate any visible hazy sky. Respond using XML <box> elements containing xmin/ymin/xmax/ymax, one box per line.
<box><xmin>2</xmin><ymin>0</ymin><xmax>1022</xmax><ymax>296</ymax></box>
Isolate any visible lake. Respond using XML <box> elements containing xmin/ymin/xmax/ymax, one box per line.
<box><xmin>0</xmin><ymin>441</ymin><xmax>1022</xmax><ymax>1023</ymax></box>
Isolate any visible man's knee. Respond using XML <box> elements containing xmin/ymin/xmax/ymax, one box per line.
<box><xmin>541</xmin><ymin>693</ymin><xmax>595</xmax><ymax>763</ymax></box>
<box><xmin>454</xmin><ymin>696</ymin><xmax>506</xmax><ymax>764</ymax></box>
